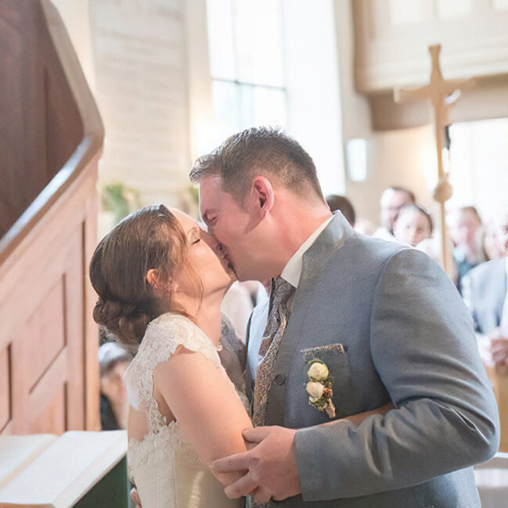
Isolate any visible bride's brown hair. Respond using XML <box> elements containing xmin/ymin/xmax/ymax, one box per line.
<box><xmin>89</xmin><ymin>204</ymin><xmax>201</xmax><ymax>352</ymax></box>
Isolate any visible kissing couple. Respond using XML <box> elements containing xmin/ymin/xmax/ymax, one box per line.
<box><xmin>90</xmin><ymin>127</ymin><xmax>499</xmax><ymax>508</ymax></box>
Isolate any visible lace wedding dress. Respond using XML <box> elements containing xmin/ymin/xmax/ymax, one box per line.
<box><xmin>124</xmin><ymin>313</ymin><xmax>245</xmax><ymax>508</ymax></box>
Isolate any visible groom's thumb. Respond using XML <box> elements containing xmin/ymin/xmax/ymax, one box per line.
<box><xmin>243</xmin><ymin>426</ymin><xmax>271</xmax><ymax>443</ymax></box>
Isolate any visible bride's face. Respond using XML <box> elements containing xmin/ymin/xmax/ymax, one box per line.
<box><xmin>172</xmin><ymin>210</ymin><xmax>235</xmax><ymax>297</ymax></box>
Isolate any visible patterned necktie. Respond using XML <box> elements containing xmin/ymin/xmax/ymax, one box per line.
<box><xmin>253</xmin><ymin>277</ymin><xmax>295</xmax><ymax>427</ymax></box>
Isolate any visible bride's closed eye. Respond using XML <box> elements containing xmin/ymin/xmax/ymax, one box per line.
<box><xmin>188</xmin><ymin>227</ymin><xmax>202</xmax><ymax>245</ymax></box>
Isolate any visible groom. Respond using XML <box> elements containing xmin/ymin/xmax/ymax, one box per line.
<box><xmin>189</xmin><ymin>127</ymin><xmax>499</xmax><ymax>507</ymax></box>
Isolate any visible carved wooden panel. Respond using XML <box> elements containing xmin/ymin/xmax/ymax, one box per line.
<box><xmin>24</xmin><ymin>279</ymin><xmax>67</xmax><ymax>393</ymax></box>
<box><xmin>0</xmin><ymin>166</ymin><xmax>100</xmax><ymax>436</ymax></box>
<box><xmin>3</xmin><ymin>222</ymin><xmax>87</xmax><ymax>435</ymax></box>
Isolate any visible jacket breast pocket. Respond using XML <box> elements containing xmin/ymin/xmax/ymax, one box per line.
<box><xmin>301</xmin><ymin>343</ymin><xmax>348</xmax><ymax>363</ymax></box>
<box><xmin>300</xmin><ymin>343</ymin><xmax>353</xmax><ymax>417</ymax></box>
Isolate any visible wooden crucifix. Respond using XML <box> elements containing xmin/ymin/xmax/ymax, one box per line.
<box><xmin>394</xmin><ymin>44</ymin><xmax>473</xmax><ymax>277</ymax></box>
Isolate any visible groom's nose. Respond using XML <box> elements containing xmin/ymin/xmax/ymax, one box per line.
<box><xmin>200</xmin><ymin>229</ymin><xmax>219</xmax><ymax>249</ymax></box>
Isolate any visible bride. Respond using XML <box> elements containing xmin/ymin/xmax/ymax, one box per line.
<box><xmin>89</xmin><ymin>204</ymin><xmax>390</xmax><ymax>508</ymax></box>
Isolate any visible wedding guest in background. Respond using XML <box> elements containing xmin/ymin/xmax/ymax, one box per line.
<box><xmin>98</xmin><ymin>341</ymin><xmax>132</xmax><ymax>430</ymax></box>
<box><xmin>393</xmin><ymin>203</ymin><xmax>433</xmax><ymax>248</ymax></box>
<box><xmin>374</xmin><ymin>186</ymin><xmax>416</xmax><ymax>241</ymax></box>
<box><xmin>448</xmin><ymin>206</ymin><xmax>486</xmax><ymax>292</ymax></box>
<box><xmin>463</xmin><ymin>205</ymin><xmax>508</xmax><ymax>371</ymax></box>
<box><xmin>326</xmin><ymin>194</ymin><xmax>356</xmax><ymax>227</ymax></box>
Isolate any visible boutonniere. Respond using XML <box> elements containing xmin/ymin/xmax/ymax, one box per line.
<box><xmin>305</xmin><ymin>359</ymin><xmax>336</xmax><ymax>418</ymax></box>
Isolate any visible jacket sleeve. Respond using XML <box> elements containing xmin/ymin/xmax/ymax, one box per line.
<box><xmin>295</xmin><ymin>248</ymin><xmax>499</xmax><ymax>501</ymax></box>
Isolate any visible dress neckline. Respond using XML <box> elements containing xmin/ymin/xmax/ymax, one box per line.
<box><xmin>148</xmin><ymin>312</ymin><xmax>223</xmax><ymax>352</ymax></box>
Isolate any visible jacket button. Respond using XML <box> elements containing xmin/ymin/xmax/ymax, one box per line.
<box><xmin>274</xmin><ymin>374</ymin><xmax>286</xmax><ymax>385</ymax></box>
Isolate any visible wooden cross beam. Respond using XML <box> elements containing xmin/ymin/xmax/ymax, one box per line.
<box><xmin>394</xmin><ymin>45</ymin><xmax>473</xmax><ymax>276</ymax></box>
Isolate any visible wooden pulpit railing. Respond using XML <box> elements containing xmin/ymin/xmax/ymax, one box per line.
<box><xmin>0</xmin><ymin>0</ymin><xmax>104</xmax><ymax>435</ymax></box>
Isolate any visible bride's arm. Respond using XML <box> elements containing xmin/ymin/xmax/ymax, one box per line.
<box><xmin>154</xmin><ymin>346</ymin><xmax>252</xmax><ymax>485</ymax></box>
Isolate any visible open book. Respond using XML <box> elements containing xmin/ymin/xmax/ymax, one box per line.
<box><xmin>0</xmin><ymin>431</ymin><xmax>127</xmax><ymax>508</ymax></box>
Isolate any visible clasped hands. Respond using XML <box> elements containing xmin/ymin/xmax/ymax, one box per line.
<box><xmin>211</xmin><ymin>426</ymin><xmax>301</xmax><ymax>504</ymax></box>
<box><xmin>130</xmin><ymin>426</ymin><xmax>301</xmax><ymax>506</ymax></box>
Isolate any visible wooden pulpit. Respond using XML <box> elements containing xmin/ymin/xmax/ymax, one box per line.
<box><xmin>0</xmin><ymin>0</ymin><xmax>104</xmax><ymax>436</ymax></box>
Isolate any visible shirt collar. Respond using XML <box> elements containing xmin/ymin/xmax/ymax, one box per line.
<box><xmin>280</xmin><ymin>216</ymin><xmax>334</xmax><ymax>288</ymax></box>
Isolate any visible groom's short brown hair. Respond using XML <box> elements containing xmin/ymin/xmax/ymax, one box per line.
<box><xmin>189</xmin><ymin>127</ymin><xmax>324</xmax><ymax>202</ymax></box>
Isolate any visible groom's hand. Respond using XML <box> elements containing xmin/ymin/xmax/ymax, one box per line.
<box><xmin>211</xmin><ymin>426</ymin><xmax>301</xmax><ymax>503</ymax></box>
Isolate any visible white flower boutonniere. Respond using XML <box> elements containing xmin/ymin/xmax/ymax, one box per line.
<box><xmin>305</xmin><ymin>359</ymin><xmax>336</xmax><ymax>418</ymax></box>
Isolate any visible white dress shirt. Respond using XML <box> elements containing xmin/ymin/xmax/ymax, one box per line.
<box><xmin>247</xmin><ymin>216</ymin><xmax>333</xmax><ymax>380</ymax></box>
<box><xmin>220</xmin><ymin>282</ymin><xmax>254</xmax><ymax>343</ymax></box>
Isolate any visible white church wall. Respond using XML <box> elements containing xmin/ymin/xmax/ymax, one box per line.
<box><xmin>89</xmin><ymin>0</ymin><xmax>193</xmax><ymax>211</ymax></box>
<box><xmin>346</xmin><ymin>126</ymin><xmax>437</xmax><ymax>226</ymax></box>
<box><xmin>184</xmin><ymin>0</ymin><xmax>216</xmax><ymax>163</ymax></box>
<box><xmin>283</xmin><ymin>0</ymin><xmax>345</xmax><ymax>196</ymax></box>
<box><xmin>50</xmin><ymin>0</ymin><xmax>96</xmax><ymax>90</ymax></box>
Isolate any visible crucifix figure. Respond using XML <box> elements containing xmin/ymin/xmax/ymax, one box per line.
<box><xmin>394</xmin><ymin>44</ymin><xmax>473</xmax><ymax>277</ymax></box>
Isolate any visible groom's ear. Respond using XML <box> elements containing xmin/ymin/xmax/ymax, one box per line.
<box><xmin>251</xmin><ymin>176</ymin><xmax>274</xmax><ymax>218</ymax></box>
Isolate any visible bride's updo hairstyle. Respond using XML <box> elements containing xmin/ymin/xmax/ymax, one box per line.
<box><xmin>90</xmin><ymin>204</ymin><xmax>198</xmax><ymax>352</ymax></box>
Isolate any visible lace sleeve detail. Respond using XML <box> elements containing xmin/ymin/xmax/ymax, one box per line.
<box><xmin>123</xmin><ymin>313</ymin><xmax>221</xmax><ymax>412</ymax></box>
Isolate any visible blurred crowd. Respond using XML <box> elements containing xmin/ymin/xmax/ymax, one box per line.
<box><xmin>326</xmin><ymin>187</ymin><xmax>508</xmax><ymax>379</ymax></box>
<box><xmin>97</xmin><ymin>184</ymin><xmax>508</xmax><ymax>430</ymax></box>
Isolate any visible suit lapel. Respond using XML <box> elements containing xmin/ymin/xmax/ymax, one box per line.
<box><xmin>264</xmin><ymin>212</ymin><xmax>354</xmax><ymax>425</ymax></box>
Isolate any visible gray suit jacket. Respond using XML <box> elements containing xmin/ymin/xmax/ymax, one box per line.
<box><xmin>247</xmin><ymin>213</ymin><xmax>499</xmax><ymax>508</ymax></box>
<box><xmin>462</xmin><ymin>258</ymin><xmax>507</xmax><ymax>334</ymax></box>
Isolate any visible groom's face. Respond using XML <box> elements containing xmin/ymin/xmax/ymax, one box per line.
<box><xmin>198</xmin><ymin>176</ymin><xmax>266</xmax><ymax>281</ymax></box>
